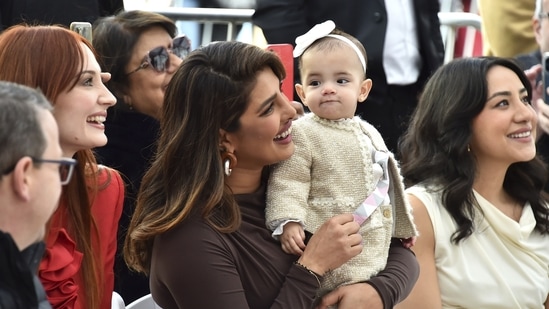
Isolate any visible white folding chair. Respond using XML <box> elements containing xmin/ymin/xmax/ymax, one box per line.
<box><xmin>126</xmin><ymin>294</ymin><xmax>163</xmax><ymax>309</ymax></box>
<box><xmin>438</xmin><ymin>11</ymin><xmax>482</xmax><ymax>63</ymax></box>
<box><xmin>111</xmin><ymin>292</ymin><xmax>125</xmax><ymax>309</ymax></box>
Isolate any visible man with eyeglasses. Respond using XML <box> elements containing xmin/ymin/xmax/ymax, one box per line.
<box><xmin>0</xmin><ymin>81</ymin><xmax>75</xmax><ymax>308</ymax></box>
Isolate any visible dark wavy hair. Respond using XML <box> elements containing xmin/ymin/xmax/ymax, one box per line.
<box><xmin>124</xmin><ymin>41</ymin><xmax>286</xmax><ymax>274</ymax></box>
<box><xmin>399</xmin><ymin>57</ymin><xmax>549</xmax><ymax>243</ymax></box>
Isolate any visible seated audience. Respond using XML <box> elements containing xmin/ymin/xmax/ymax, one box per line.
<box><xmin>92</xmin><ymin>10</ymin><xmax>188</xmax><ymax>302</ymax></box>
<box><xmin>124</xmin><ymin>41</ymin><xmax>420</xmax><ymax>309</ymax></box>
<box><xmin>0</xmin><ymin>81</ymin><xmax>67</xmax><ymax>309</ymax></box>
<box><xmin>0</xmin><ymin>25</ymin><xmax>124</xmax><ymax>309</ymax></box>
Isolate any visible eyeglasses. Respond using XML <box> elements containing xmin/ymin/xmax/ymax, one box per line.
<box><xmin>2</xmin><ymin>157</ymin><xmax>77</xmax><ymax>185</ymax></box>
<box><xmin>32</xmin><ymin>157</ymin><xmax>77</xmax><ymax>185</ymax></box>
<box><xmin>127</xmin><ymin>35</ymin><xmax>191</xmax><ymax>75</ymax></box>
<box><xmin>540</xmin><ymin>12</ymin><xmax>549</xmax><ymax>19</ymax></box>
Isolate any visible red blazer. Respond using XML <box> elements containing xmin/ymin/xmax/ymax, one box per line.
<box><xmin>39</xmin><ymin>166</ymin><xmax>124</xmax><ymax>309</ymax></box>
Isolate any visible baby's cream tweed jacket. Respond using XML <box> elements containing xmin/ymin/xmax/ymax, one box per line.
<box><xmin>266</xmin><ymin>114</ymin><xmax>417</xmax><ymax>294</ymax></box>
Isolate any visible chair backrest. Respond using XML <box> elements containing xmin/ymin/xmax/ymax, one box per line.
<box><xmin>126</xmin><ymin>294</ymin><xmax>162</xmax><ymax>309</ymax></box>
<box><xmin>438</xmin><ymin>0</ymin><xmax>483</xmax><ymax>63</ymax></box>
<box><xmin>111</xmin><ymin>292</ymin><xmax>126</xmax><ymax>309</ymax></box>
<box><xmin>438</xmin><ymin>11</ymin><xmax>482</xmax><ymax>63</ymax></box>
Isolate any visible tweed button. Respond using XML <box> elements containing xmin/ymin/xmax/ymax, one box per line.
<box><xmin>383</xmin><ymin>209</ymin><xmax>391</xmax><ymax>218</ymax></box>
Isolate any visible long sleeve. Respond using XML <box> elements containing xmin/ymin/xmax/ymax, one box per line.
<box><xmin>266</xmin><ymin>123</ymin><xmax>313</xmax><ymax>230</ymax></box>
<box><xmin>150</xmin><ymin>204</ymin><xmax>321</xmax><ymax>309</ymax></box>
<box><xmin>366</xmin><ymin>238</ymin><xmax>420</xmax><ymax>309</ymax></box>
<box><xmin>93</xmin><ymin>167</ymin><xmax>124</xmax><ymax>309</ymax></box>
<box><xmin>38</xmin><ymin>167</ymin><xmax>124</xmax><ymax>309</ymax></box>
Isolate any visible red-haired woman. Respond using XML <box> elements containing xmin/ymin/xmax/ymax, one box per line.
<box><xmin>0</xmin><ymin>25</ymin><xmax>123</xmax><ymax>309</ymax></box>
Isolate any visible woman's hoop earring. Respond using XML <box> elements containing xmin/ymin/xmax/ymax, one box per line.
<box><xmin>222</xmin><ymin>152</ymin><xmax>237</xmax><ymax>176</ymax></box>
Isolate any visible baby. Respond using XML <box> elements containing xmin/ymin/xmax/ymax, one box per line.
<box><xmin>266</xmin><ymin>20</ymin><xmax>417</xmax><ymax>296</ymax></box>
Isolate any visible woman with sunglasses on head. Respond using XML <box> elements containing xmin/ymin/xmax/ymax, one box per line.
<box><xmin>125</xmin><ymin>41</ymin><xmax>420</xmax><ymax>309</ymax></box>
<box><xmin>92</xmin><ymin>10</ymin><xmax>189</xmax><ymax>303</ymax></box>
<box><xmin>0</xmin><ymin>25</ymin><xmax>124</xmax><ymax>309</ymax></box>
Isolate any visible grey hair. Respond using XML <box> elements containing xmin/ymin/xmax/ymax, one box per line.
<box><xmin>0</xmin><ymin>81</ymin><xmax>52</xmax><ymax>175</ymax></box>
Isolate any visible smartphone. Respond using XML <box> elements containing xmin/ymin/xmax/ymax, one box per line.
<box><xmin>543</xmin><ymin>52</ymin><xmax>549</xmax><ymax>103</ymax></box>
<box><xmin>266</xmin><ymin>44</ymin><xmax>294</xmax><ymax>101</ymax></box>
<box><xmin>70</xmin><ymin>22</ymin><xmax>92</xmax><ymax>43</ymax></box>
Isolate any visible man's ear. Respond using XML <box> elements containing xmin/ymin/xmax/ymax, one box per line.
<box><xmin>358</xmin><ymin>78</ymin><xmax>373</xmax><ymax>103</ymax></box>
<box><xmin>11</xmin><ymin>157</ymin><xmax>33</xmax><ymax>202</ymax></box>
<box><xmin>534</xmin><ymin>19</ymin><xmax>543</xmax><ymax>46</ymax></box>
<box><xmin>219</xmin><ymin>129</ymin><xmax>235</xmax><ymax>153</ymax></box>
<box><xmin>295</xmin><ymin>83</ymin><xmax>308</xmax><ymax>106</ymax></box>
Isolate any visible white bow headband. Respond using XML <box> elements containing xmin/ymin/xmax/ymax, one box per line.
<box><xmin>293</xmin><ymin>20</ymin><xmax>366</xmax><ymax>72</ymax></box>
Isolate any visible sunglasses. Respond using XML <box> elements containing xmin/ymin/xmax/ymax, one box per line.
<box><xmin>127</xmin><ymin>35</ymin><xmax>191</xmax><ymax>75</ymax></box>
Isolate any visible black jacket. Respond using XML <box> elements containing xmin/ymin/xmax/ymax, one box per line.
<box><xmin>0</xmin><ymin>231</ymin><xmax>51</xmax><ymax>309</ymax></box>
<box><xmin>0</xmin><ymin>0</ymin><xmax>124</xmax><ymax>31</ymax></box>
<box><xmin>515</xmin><ymin>49</ymin><xmax>541</xmax><ymax>71</ymax></box>
<box><xmin>253</xmin><ymin>0</ymin><xmax>444</xmax><ymax>108</ymax></box>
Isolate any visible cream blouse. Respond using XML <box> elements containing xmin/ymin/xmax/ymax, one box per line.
<box><xmin>407</xmin><ymin>184</ymin><xmax>549</xmax><ymax>309</ymax></box>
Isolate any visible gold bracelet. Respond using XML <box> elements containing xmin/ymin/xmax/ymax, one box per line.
<box><xmin>294</xmin><ymin>261</ymin><xmax>322</xmax><ymax>287</ymax></box>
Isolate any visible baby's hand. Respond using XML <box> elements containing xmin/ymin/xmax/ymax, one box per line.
<box><xmin>401</xmin><ymin>236</ymin><xmax>416</xmax><ymax>248</ymax></box>
<box><xmin>280</xmin><ymin>222</ymin><xmax>306</xmax><ymax>256</ymax></box>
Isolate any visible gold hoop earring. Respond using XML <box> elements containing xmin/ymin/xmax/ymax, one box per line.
<box><xmin>222</xmin><ymin>152</ymin><xmax>237</xmax><ymax>176</ymax></box>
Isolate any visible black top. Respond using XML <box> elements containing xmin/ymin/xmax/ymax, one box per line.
<box><xmin>0</xmin><ymin>230</ymin><xmax>51</xmax><ymax>309</ymax></box>
<box><xmin>94</xmin><ymin>107</ymin><xmax>160</xmax><ymax>303</ymax></box>
<box><xmin>95</xmin><ymin>107</ymin><xmax>159</xmax><ymax>202</ymax></box>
